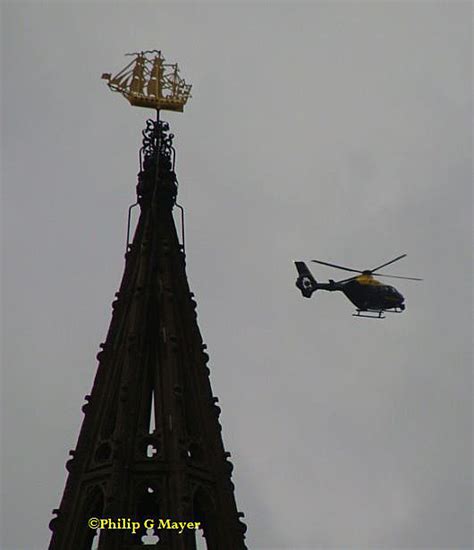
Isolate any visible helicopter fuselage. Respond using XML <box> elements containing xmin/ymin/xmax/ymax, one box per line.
<box><xmin>327</xmin><ymin>276</ymin><xmax>405</xmax><ymax>311</ymax></box>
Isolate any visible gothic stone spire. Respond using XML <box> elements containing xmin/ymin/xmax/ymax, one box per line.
<box><xmin>48</xmin><ymin>119</ymin><xmax>247</xmax><ymax>550</ymax></box>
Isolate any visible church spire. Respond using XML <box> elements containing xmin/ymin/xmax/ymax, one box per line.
<box><xmin>49</xmin><ymin>53</ymin><xmax>247</xmax><ymax>550</ymax></box>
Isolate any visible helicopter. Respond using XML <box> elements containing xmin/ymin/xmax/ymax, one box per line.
<box><xmin>294</xmin><ymin>254</ymin><xmax>422</xmax><ymax>318</ymax></box>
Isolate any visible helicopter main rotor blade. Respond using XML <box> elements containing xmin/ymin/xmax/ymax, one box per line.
<box><xmin>311</xmin><ymin>259</ymin><xmax>362</xmax><ymax>274</ymax></box>
<box><xmin>371</xmin><ymin>272</ymin><xmax>423</xmax><ymax>281</ymax></box>
<box><xmin>370</xmin><ymin>254</ymin><xmax>407</xmax><ymax>273</ymax></box>
<box><xmin>311</xmin><ymin>254</ymin><xmax>421</xmax><ymax>280</ymax></box>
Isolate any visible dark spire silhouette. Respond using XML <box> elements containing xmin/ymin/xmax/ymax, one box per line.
<box><xmin>48</xmin><ymin>117</ymin><xmax>247</xmax><ymax>549</ymax></box>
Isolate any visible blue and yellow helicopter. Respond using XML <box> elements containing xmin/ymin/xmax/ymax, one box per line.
<box><xmin>294</xmin><ymin>254</ymin><xmax>422</xmax><ymax>318</ymax></box>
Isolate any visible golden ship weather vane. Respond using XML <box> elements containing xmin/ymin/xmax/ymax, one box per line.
<box><xmin>102</xmin><ymin>50</ymin><xmax>192</xmax><ymax>112</ymax></box>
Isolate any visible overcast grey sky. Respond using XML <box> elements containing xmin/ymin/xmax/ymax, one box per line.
<box><xmin>1</xmin><ymin>2</ymin><xmax>472</xmax><ymax>549</ymax></box>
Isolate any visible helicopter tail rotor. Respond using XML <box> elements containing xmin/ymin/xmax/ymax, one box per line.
<box><xmin>295</xmin><ymin>261</ymin><xmax>318</xmax><ymax>298</ymax></box>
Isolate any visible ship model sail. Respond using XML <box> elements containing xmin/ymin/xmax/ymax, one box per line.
<box><xmin>102</xmin><ymin>50</ymin><xmax>192</xmax><ymax>112</ymax></box>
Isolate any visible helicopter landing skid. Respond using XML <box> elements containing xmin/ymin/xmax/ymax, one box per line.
<box><xmin>353</xmin><ymin>309</ymin><xmax>385</xmax><ymax>319</ymax></box>
<box><xmin>352</xmin><ymin>307</ymin><xmax>404</xmax><ymax>319</ymax></box>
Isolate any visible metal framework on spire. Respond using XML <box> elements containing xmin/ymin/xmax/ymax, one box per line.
<box><xmin>49</xmin><ymin>53</ymin><xmax>246</xmax><ymax>549</ymax></box>
<box><xmin>102</xmin><ymin>51</ymin><xmax>192</xmax><ymax>112</ymax></box>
